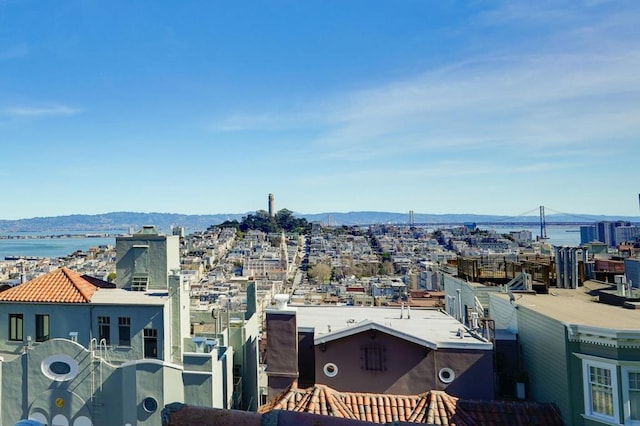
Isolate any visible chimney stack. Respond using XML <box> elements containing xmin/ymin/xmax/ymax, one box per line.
<box><xmin>266</xmin><ymin>294</ymin><xmax>298</xmax><ymax>401</ymax></box>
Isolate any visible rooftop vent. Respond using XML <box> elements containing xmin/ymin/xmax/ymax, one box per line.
<box><xmin>137</xmin><ymin>225</ymin><xmax>158</xmax><ymax>235</ymax></box>
<box><xmin>274</xmin><ymin>294</ymin><xmax>290</xmax><ymax>310</ymax></box>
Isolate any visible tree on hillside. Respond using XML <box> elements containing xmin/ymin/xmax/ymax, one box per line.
<box><xmin>212</xmin><ymin>220</ymin><xmax>240</xmax><ymax>230</ymax></box>
<box><xmin>233</xmin><ymin>208</ymin><xmax>311</xmax><ymax>234</ymax></box>
<box><xmin>307</xmin><ymin>263</ymin><xmax>332</xmax><ymax>283</ymax></box>
<box><xmin>239</xmin><ymin>210</ymin><xmax>277</xmax><ymax>233</ymax></box>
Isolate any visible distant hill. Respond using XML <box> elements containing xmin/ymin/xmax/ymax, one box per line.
<box><xmin>0</xmin><ymin>211</ymin><xmax>637</xmax><ymax>234</ymax></box>
<box><xmin>0</xmin><ymin>212</ymin><xmax>246</xmax><ymax>234</ymax></box>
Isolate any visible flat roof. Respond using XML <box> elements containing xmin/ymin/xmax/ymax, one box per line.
<box><xmin>492</xmin><ymin>284</ymin><xmax>640</xmax><ymax>330</ymax></box>
<box><xmin>291</xmin><ymin>305</ymin><xmax>492</xmax><ymax>350</ymax></box>
<box><xmin>90</xmin><ymin>289</ymin><xmax>168</xmax><ymax>306</ymax></box>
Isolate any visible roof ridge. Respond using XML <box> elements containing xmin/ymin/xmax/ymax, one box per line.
<box><xmin>61</xmin><ymin>267</ymin><xmax>97</xmax><ymax>302</ymax></box>
<box><xmin>263</xmin><ymin>383</ymin><xmax>563</xmax><ymax>425</ymax></box>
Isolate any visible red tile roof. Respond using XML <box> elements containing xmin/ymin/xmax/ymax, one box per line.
<box><xmin>0</xmin><ymin>267</ymin><xmax>114</xmax><ymax>303</ymax></box>
<box><xmin>261</xmin><ymin>383</ymin><xmax>563</xmax><ymax>425</ymax></box>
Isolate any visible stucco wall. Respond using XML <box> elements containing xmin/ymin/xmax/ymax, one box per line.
<box><xmin>116</xmin><ymin>234</ymin><xmax>179</xmax><ymax>290</ymax></box>
<box><xmin>313</xmin><ymin>329</ymin><xmax>493</xmax><ymax>399</ymax></box>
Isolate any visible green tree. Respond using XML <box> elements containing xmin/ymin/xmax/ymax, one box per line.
<box><xmin>308</xmin><ymin>263</ymin><xmax>332</xmax><ymax>283</ymax></box>
<box><xmin>237</xmin><ymin>208</ymin><xmax>311</xmax><ymax>234</ymax></box>
<box><xmin>107</xmin><ymin>272</ymin><xmax>116</xmax><ymax>283</ymax></box>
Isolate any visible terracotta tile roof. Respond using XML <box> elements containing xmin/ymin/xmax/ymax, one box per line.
<box><xmin>0</xmin><ymin>267</ymin><xmax>114</xmax><ymax>303</ymax></box>
<box><xmin>260</xmin><ymin>383</ymin><xmax>563</xmax><ymax>425</ymax></box>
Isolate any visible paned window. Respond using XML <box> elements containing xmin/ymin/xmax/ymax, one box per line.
<box><xmin>589</xmin><ymin>365</ymin><xmax>614</xmax><ymax>417</ymax></box>
<box><xmin>35</xmin><ymin>314</ymin><xmax>50</xmax><ymax>342</ymax></box>
<box><xmin>623</xmin><ymin>368</ymin><xmax>640</xmax><ymax>424</ymax></box>
<box><xmin>630</xmin><ymin>372</ymin><xmax>640</xmax><ymax>421</ymax></box>
<box><xmin>9</xmin><ymin>314</ymin><xmax>23</xmax><ymax>341</ymax></box>
<box><xmin>360</xmin><ymin>342</ymin><xmax>386</xmax><ymax>371</ymax></box>
<box><xmin>98</xmin><ymin>316</ymin><xmax>110</xmax><ymax>344</ymax></box>
<box><xmin>144</xmin><ymin>328</ymin><xmax>158</xmax><ymax>358</ymax></box>
<box><xmin>118</xmin><ymin>317</ymin><xmax>131</xmax><ymax>346</ymax></box>
<box><xmin>581</xmin><ymin>358</ymin><xmax>619</xmax><ymax>423</ymax></box>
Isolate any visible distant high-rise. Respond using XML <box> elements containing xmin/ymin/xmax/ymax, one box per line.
<box><xmin>580</xmin><ymin>225</ymin><xmax>596</xmax><ymax>245</ymax></box>
<box><xmin>595</xmin><ymin>220</ymin><xmax>631</xmax><ymax>247</ymax></box>
<box><xmin>268</xmin><ymin>193</ymin><xmax>275</xmax><ymax>217</ymax></box>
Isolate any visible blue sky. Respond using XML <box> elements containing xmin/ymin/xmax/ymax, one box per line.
<box><xmin>1</xmin><ymin>0</ymin><xmax>639</xmax><ymax>220</ymax></box>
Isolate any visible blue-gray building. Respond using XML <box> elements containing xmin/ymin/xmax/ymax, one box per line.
<box><xmin>0</xmin><ymin>226</ymin><xmax>259</xmax><ymax>425</ymax></box>
<box><xmin>625</xmin><ymin>258</ymin><xmax>640</xmax><ymax>289</ymax></box>
<box><xmin>580</xmin><ymin>225</ymin><xmax>596</xmax><ymax>245</ymax></box>
<box><xmin>116</xmin><ymin>225</ymin><xmax>180</xmax><ymax>291</ymax></box>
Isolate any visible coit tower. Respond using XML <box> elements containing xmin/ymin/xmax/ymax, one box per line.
<box><xmin>268</xmin><ymin>193</ymin><xmax>275</xmax><ymax>217</ymax></box>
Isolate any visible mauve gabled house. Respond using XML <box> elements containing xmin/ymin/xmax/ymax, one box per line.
<box><xmin>265</xmin><ymin>296</ymin><xmax>494</xmax><ymax>402</ymax></box>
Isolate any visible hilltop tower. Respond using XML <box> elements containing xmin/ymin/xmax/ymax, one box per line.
<box><xmin>268</xmin><ymin>193</ymin><xmax>275</xmax><ymax>217</ymax></box>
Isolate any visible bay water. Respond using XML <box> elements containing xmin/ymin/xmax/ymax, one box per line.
<box><xmin>0</xmin><ymin>232</ymin><xmax>117</xmax><ymax>260</ymax></box>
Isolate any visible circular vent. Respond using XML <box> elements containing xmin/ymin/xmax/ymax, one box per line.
<box><xmin>438</xmin><ymin>367</ymin><xmax>455</xmax><ymax>384</ymax></box>
<box><xmin>323</xmin><ymin>362</ymin><xmax>338</xmax><ymax>378</ymax></box>
<box><xmin>142</xmin><ymin>397</ymin><xmax>158</xmax><ymax>413</ymax></box>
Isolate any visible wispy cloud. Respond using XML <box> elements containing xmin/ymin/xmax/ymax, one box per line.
<box><xmin>3</xmin><ymin>105</ymin><xmax>82</xmax><ymax>118</ymax></box>
<box><xmin>209</xmin><ymin>1</ymin><xmax>640</xmax><ymax>169</ymax></box>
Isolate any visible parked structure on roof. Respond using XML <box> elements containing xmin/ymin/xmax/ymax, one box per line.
<box><xmin>115</xmin><ymin>225</ymin><xmax>180</xmax><ymax>291</ymax></box>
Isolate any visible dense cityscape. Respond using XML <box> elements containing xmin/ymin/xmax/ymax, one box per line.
<box><xmin>0</xmin><ymin>194</ymin><xmax>638</xmax><ymax>425</ymax></box>
<box><xmin>2</xmin><ymin>1</ymin><xmax>640</xmax><ymax>425</ymax></box>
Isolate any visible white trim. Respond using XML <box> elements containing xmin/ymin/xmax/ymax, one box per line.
<box><xmin>313</xmin><ymin>319</ymin><xmax>492</xmax><ymax>350</ymax></box>
<box><xmin>580</xmin><ymin>413</ymin><xmax>622</xmax><ymax>426</ymax></box>
<box><xmin>580</xmin><ymin>357</ymin><xmax>620</xmax><ymax>424</ymax></box>
<box><xmin>120</xmin><ymin>358</ymin><xmax>183</xmax><ymax>370</ymax></box>
<box><xmin>566</xmin><ymin>324</ymin><xmax>640</xmax><ymax>349</ymax></box>
<box><xmin>182</xmin><ymin>370</ymin><xmax>214</xmax><ymax>376</ymax></box>
<box><xmin>41</xmin><ymin>354</ymin><xmax>79</xmax><ymax>382</ymax></box>
<box><xmin>183</xmin><ymin>352</ymin><xmax>215</xmax><ymax>358</ymax></box>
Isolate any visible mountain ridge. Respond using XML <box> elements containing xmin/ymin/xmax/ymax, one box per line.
<box><xmin>1</xmin><ymin>211</ymin><xmax>638</xmax><ymax>234</ymax></box>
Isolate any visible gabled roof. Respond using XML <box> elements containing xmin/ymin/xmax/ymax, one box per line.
<box><xmin>294</xmin><ymin>306</ymin><xmax>493</xmax><ymax>351</ymax></box>
<box><xmin>0</xmin><ymin>267</ymin><xmax>114</xmax><ymax>303</ymax></box>
<box><xmin>314</xmin><ymin>319</ymin><xmax>439</xmax><ymax>349</ymax></box>
<box><xmin>261</xmin><ymin>383</ymin><xmax>563</xmax><ymax>425</ymax></box>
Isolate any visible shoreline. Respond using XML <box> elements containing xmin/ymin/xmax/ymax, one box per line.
<box><xmin>0</xmin><ymin>233</ymin><xmax>123</xmax><ymax>240</ymax></box>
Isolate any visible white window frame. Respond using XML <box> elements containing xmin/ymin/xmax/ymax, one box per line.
<box><xmin>580</xmin><ymin>357</ymin><xmax>620</xmax><ymax>424</ymax></box>
<box><xmin>622</xmin><ymin>365</ymin><xmax>640</xmax><ymax>426</ymax></box>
